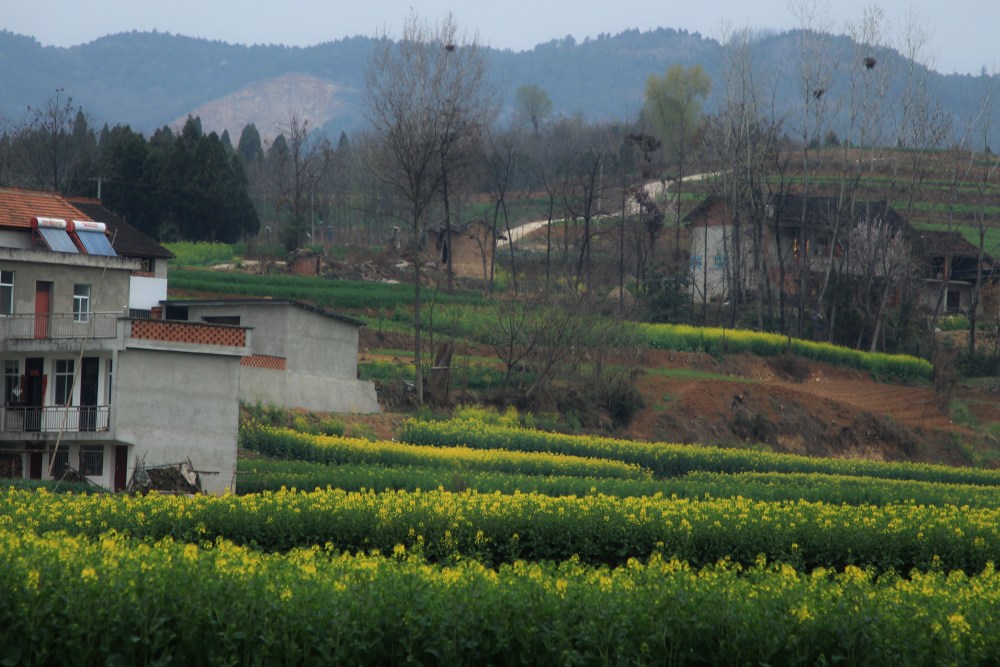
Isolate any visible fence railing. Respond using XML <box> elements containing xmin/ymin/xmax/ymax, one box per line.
<box><xmin>1</xmin><ymin>406</ymin><xmax>110</xmax><ymax>433</ymax></box>
<box><xmin>4</xmin><ymin>312</ymin><xmax>120</xmax><ymax>340</ymax></box>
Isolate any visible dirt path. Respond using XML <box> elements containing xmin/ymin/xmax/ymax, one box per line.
<box><xmin>494</xmin><ymin>173</ymin><xmax>719</xmax><ymax>251</ymax></box>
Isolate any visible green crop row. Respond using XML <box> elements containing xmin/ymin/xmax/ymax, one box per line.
<box><xmin>399</xmin><ymin>418</ymin><xmax>1000</xmax><ymax>486</ymax></box>
<box><xmin>6</xmin><ymin>487</ymin><xmax>1000</xmax><ymax>573</ymax></box>
<box><xmin>168</xmin><ymin>268</ymin><xmax>487</xmax><ymax>311</ymax></box>
<box><xmin>237</xmin><ymin>458</ymin><xmax>1000</xmax><ymax>509</ymax></box>
<box><xmin>164</xmin><ymin>241</ymin><xmax>236</xmax><ymax>267</ymax></box>
<box><xmin>638</xmin><ymin>323</ymin><xmax>933</xmax><ymax>380</ymax></box>
<box><xmin>4</xmin><ymin>528</ymin><xmax>999</xmax><ymax>665</ymax></box>
<box><xmin>359</xmin><ymin>358</ymin><xmax>518</xmax><ymax>390</ymax></box>
<box><xmin>237</xmin><ymin>459</ymin><xmax>667</xmax><ymax>497</ymax></box>
<box><xmin>239</xmin><ymin>423</ymin><xmax>649</xmax><ymax>480</ymax></box>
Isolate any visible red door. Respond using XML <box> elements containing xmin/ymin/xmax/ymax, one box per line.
<box><xmin>114</xmin><ymin>445</ymin><xmax>129</xmax><ymax>491</ymax></box>
<box><xmin>28</xmin><ymin>452</ymin><xmax>42</xmax><ymax>479</ymax></box>
<box><xmin>34</xmin><ymin>282</ymin><xmax>51</xmax><ymax>339</ymax></box>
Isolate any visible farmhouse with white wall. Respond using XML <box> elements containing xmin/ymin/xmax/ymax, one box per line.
<box><xmin>0</xmin><ymin>189</ymin><xmax>381</xmax><ymax>492</ymax></box>
<box><xmin>0</xmin><ymin>188</ymin><xmax>249</xmax><ymax>493</ymax></box>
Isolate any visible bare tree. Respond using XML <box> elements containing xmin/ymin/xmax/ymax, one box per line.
<box><xmin>953</xmin><ymin>71</ymin><xmax>1000</xmax><ymax>355</ymax></box>
<box><xmin>12</xmin><ymin>89</ymin><xmax>96</xmax><ymax>194</ymax></box>
<box><xmin>847</xmin><ymin>216</ymin><xmax>912</xmax><ymax>351</ymax></box>
<box><xmin>562</xmin><ymin>124</ymin><xmax>615</xmax><ymax>293</ymax></box>
<box><xmin>484</xmin><ymin>128</ymin><xmax>521</xmax><ymax>294</ymax></box>
<box><xmin>703</xmin><ymin>27</ymin><xmax>783</xmax><ymax>328</ymax></box>
<box><xmin>789</xmin><ymin>1</ymin><xmax>838</xmax><ymax>337</ymax></box>
<box><xmin>263</xmin><ymin>113</ymin><xmax>333</xmax><ymax>251</ymax></box>
<box><xmin>364</xmin><ymin>12</ymin><xmax>493</xmax><ymax>404</ymax></box>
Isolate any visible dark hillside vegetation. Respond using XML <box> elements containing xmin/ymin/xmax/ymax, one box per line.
<box><xmin>0</xmin><ymin>27</ymin><xmax>996</xmax><ymax>146</ymax></box>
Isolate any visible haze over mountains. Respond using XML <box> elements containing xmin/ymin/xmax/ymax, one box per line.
<box><xmin>0</xmin><ymin>26</ymin><xmax>996</xmax><ymax>147</ymax></box>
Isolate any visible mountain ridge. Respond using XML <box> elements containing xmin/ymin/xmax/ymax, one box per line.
<box><xmin>0</xmin><ymin>27</ymin><xmax>996</xmax><ymax>147</ymax></box>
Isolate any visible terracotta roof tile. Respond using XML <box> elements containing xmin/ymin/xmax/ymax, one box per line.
<box><xmin>0</xmin><ymin>187</ymin><xmax>93</xmax><ymax>229</ymax></box>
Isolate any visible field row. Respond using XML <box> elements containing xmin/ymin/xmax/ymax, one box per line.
<box><xmin>239</xmin><ymin>423</ymin><xmax>648</xmax><ymax>480</ymax></box>
<box><xmin>6</xmin><ymin>487</ymin><xmax>1000</xmax><ymax>572</ymax></box>
<box><xmin>2</xmin><ymin>527</ymin><xmax>997</xmax><ymax>666</ymax></box>
<box><xmin>239</xmin><ymin>458</ymin><xmax>1000</xmax><ymax>509</ymax></box>
<box><xmin>399</xmin><ymin>418</ymin><xmax>1000</xmax><ymax>486</ymax></box>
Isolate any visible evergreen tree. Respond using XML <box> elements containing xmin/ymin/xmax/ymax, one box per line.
<box><xmin>237</xmin><ymin>123</ymin><xmax>263</xmax><ymax>163</ymax></box>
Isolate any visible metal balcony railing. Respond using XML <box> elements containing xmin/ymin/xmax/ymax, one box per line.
<box><xmin>5</xmin><ymin>312</ymin><xmax>119</xmax><ymax>339</ymax></box>
<box><xmin>1</xmin><ymin>406</ymin><xmax>110</xmax><ymax>433</ymax></box>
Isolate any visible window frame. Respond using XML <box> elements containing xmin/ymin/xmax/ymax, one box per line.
<box><xmin>54</xmin><ymin>359</ymin><xmax>75</xmax><ymax>406</ymax></box>
<box><xmin>3</xmin><ymin>360</ymin><xmax>19</xmax><ymax>406</ymax></box>
<box><xmin>73</xmin><ymin>284</ymin><xmax>91</xmax><ymax>323</ymax></box>
<box><xmin>0</xmin><ymin>270</ymin><xmax>13</xmax><ymax>316</ymax></box>
<box><xmin>79</xmin><ymin>445</ymin><xmax>104</xmax><ymax>476</ymax></box>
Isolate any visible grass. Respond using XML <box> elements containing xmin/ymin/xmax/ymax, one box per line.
<box><xmin>949</xmin><ymin>399</ymin><xmax>978</xmax><ymax>428</ymax></box>
<box><xmin>646</xmin><ymin>367</ymin><xmax>758</xmax><ymax>383</ymax></box>
<box><xmin>165</xmin><ymin>241</ymin><xmax>236</xmax><ymax>267</ymax></box>
<box><xmin>911</xmin><ymin>222</ymin><xmax>1000</xmax><ymax>255</ymax></box>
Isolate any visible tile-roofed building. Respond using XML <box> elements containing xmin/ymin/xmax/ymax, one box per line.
<box><xmin>0</xmin><ymin>187</ymin><xmax>248</xmax><ymax>494</ymax></box>
<box><xmin>0</xmin><ymin>187</ymin><xmax>378</xmax><ymax>493</ymax></box>
<box><xmin>66</xmin><ymin>198</ymin><xmax>174</xmax><ymax>262</ymax></box>
<box><xmin>0</xmin><ymin>187</ymin><xmax>94</xmax><ymax>230</ymax></box>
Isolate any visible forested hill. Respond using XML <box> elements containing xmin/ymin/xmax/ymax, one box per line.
<box><xmin>0</xmin><ymin>27</ymin><xmax>996</xmax><ymax>146</ymax></box>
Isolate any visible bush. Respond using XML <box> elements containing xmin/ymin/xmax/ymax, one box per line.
<box><xmin>957</xmin><ymin>351</ymin><xmax>1000</xmax><ymax>378</ymax></box>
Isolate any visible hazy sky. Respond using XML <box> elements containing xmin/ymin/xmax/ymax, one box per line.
<box><xmin>6</xmin><ymin>0</ymin><xmax>998</xmax><ymax>75</ymax></box>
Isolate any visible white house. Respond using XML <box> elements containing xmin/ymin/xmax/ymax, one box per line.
<box><xmin>0</xmin><ymin>188</ymin><xmax>248</xmax><ymax>493</ymax></box>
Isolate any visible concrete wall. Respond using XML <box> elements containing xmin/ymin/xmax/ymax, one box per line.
<box><xmin>0</xmin><ymin>230</ymin><xmax>30</xmax><ymax>250</ymax></box>
<box><xmin>184</xmin><ymin>302</ymin><xmax>361</xmax><ymax>378</ymax></box>
<box><xmin>240</xmin><ymin>366</ymin><xmax>379</xmax><ymax>413</ymax></box>
<box><xmin>113</xmin><ymin>347</ymin><xmax>241</xmax><ymax>494</ymax></box>
<box><xmin>0</xmin><ymin>249</ymin><xmax>134</xmax><ymax>315</ymax></box>
<box><xmin>920</xmin><ymin>282</ymin><xmax>973</xmax><ymax>314</ymax></box>
<box><xmin>689</xmin><ymin>225</ymin><xmax>733</xmax><ymax>302</ymax></box>
<box><xmin>129</xmin><ymin>275</ymin><xmax>168</xmax><ymax>310</ymax></box>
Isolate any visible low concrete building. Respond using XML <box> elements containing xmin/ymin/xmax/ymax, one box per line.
<box><xmin>163</xmin><ymin>298</ymin><xmax>380</xmax><ymax>414</ymax></box>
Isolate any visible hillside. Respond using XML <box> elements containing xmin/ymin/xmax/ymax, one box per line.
<box><xmin>1</xmin><ymin>28</ymin><xmax>998</xmax><ymax>146</ymax></box>
<box><xmin>241</xmin><ymin>239</ymin><xmax>1000</xmax><ymax>469</ymax></box>
<box><xmin>353</xmin><ymin>321</ymin><xmax>999</xmax><ymax>469</ymax></box>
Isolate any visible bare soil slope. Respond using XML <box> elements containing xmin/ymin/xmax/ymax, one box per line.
<box><xmin>354</xmin><ymin>324</ymin><xmax>998</xmax><ymax>467</ymax></box>
<box><xmin>625</xmin><ymin>350</ymin><xmax>989</xmax><ymax>465</ymax></box>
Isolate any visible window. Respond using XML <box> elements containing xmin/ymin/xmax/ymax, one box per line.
<box><xmin>202</xmin><ymin>315</ymin><xmax>241</xmax><ymax>326</ymax></box>
<box><xmin>0</xmin><ymin>270</ymin><xmax>12</xmax><ymax>315</ymax></box>
<box><xmin>690</xmin><ymin>255</ymin><xmax>703</xmax><ymax>271</ymax></box>
<box><xmin>51</xmin><ymin>450</ymin><xmax>69</xmax><ymax>477</ymax></box>
<box><xmin>54</xmin><ymin>360</ymin><xmax>74</xmax><ymax>406</ymax></box>
<box><xmin>931</xmin><ymin>257</ymin><xmax>946</xmax><ymax>279</ymax></box>
<box><xmin>3</xmin><ymin>360</ymin><xmax>19</xmax><ymax>406</ymax></box>
<box><xmin>73</xmin><ymin>284</ymin><xmax>91</xmax><ymax>322</ymax></box>
<box><xmin>947</xmin><ymin>290</ymin><xmax>961</xmax><ymax>312</ymax></box>
<box><xmin>713</xmin><ymin>253</ymin><xmax>726</xmax><ymax>270</ymax></box>
<box><xmin>79</xmin><ymin>445</ymin><xmax>104</xmax><ymax>476</ymax></box>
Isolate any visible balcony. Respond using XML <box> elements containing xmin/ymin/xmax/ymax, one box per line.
<box><xmin>5</xmin><ymin>313</ymin><xmax>119</xmax><ymax>340</ymax></box>
<box><xmin>1</xmin><ymin>406</ymin><xmax>110</xmax><ymax>433</ymax></box>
